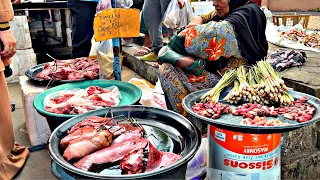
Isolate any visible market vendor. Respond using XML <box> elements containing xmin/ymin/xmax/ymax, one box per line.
<box><xmin>158</xmin><ymin>0</ymin><xmax>268</xmax><ymax>116</ymax></box>
<box><xmin>0</xmin><ymin>0</ymin><xmax>29</xmax><ymax>178</ymax></box>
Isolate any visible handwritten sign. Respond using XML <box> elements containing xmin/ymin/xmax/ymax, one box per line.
<box><xmin>94</xmin><ymin>8</ymin><xmax>140</xmax><ymax>41</ymax></box>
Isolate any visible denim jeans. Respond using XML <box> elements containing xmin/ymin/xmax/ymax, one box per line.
<box><xmin>68</xmin><ymin>0</ymin><xmax>97</xmax><ymax>58</ymax></box>
<box><xmin>142</xmin><ymin>0</ymin><xmax>173</xmax><ymax>55</ymax></box>
<box><xmin>140</xmin><ymin>12</ymin><xmax>168</xmax><ymax>35</ymax></box>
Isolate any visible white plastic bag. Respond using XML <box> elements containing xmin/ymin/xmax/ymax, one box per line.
<box><xmin>128</xmin><ymin>78</ymin><xmax>154</xmax><ymax>106</ymax></box>
<box><xmin>97</xmin><ymin>40</ymin><xmax>114</xmax><ymax>79</ymax></box>
<box><xmin>163</xmin><ymin>0</ymin><xmax>194</xmax><ymax>29</ymax></box>
<box><xmin>185</xmin><ymin>137</ymin><xmax>208</xmax><ymax>180</ymax></box>
<box><xmin>260</xmin><ymin>6</ymin><xmax>272</xmax><ymax>23</ymax></box>
<box><xmin>121</xmin><ymin>0</ymin><xmax>133</xmax><ymax>8</ymax></box>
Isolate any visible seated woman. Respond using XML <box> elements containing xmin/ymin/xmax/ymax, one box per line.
<box><xmin>158</xmin><ymin>0</ymin><xmax>268</xmax><ymax>130</ymax></box>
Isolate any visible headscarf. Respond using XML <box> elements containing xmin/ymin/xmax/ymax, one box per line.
<box><xmin>212</xmin><ymin>0</ymin><xmax>268</xmax><ymax>64</ymax></box>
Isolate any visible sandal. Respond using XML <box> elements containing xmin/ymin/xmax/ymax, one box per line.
<box><xmin>134</xmin><ymin>46</ymin><xmax>151</xmax><ymax>56</ymax></box>
<box><xmin>141</xmin><ymin>52</ymin><xmax>158</xmax><ymax>62</ymax></box>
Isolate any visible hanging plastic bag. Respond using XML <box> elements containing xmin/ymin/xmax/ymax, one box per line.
<box><xmin>120</xmin><ymin>0</ymin><xmax>133</xmax><ymax>8</ymax></box>
<box><xmin>96</xmin><ymin>40</ymin><xmax>114</xmax><ymax>79</ymax></box>
<box><xmin>97</xmin><ymin>0</ymin><xmax>112</xmax><ymax>12</ymax></box>
<box><xmin>163</xmin><ymin>0</ymin><xmax>194</xmax><ymax>29</ymax></box>
<box><xmin>128</xmin><ymin>78</ymin><xmax>154</xmax><ymax>106</ymax></box>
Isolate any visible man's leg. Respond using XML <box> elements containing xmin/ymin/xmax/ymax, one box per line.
<box><xmin>68</xmin><ymin>0</ymin><xmax>97</xmax><ymax>58</ymax></box>
<box><xmin>142</xmin><ymin>0</ymin><xmax>163</xmax><ymax>55</ymax></box>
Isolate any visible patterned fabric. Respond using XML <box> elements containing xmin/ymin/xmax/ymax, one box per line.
<box><xmin>159</xmin><ymin>57</ymin><xmax>247</xmax><ymax>133</ymax></box>
<box><xmin>159</xmin><ymin>63</ymin><xmax>220</xmax><ymax>117</ymax></box>
<box><xmin>185</xmin><ymin>21</ymin><xmax>242</xmax><ymax>61</ymax></box>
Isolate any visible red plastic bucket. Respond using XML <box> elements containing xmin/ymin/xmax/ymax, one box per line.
<box><xmin>208</xmin><ymin>125</ymin><xmax>281</xmax><ymax>179</ymax></box>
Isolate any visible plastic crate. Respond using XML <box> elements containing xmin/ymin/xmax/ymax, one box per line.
<box><xmin>273</xmin><ymin>14</ymin><xmax>310</xmax><ymax>29</ymax></box>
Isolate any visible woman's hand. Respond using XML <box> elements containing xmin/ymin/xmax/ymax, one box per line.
<box><xmin>0</xmin><ymin>30</ymin><xmax>16</xmax><ymax>59</ymax></box>
<box><xmin>178</xmin><ymin>28</ymin><xmax>189</xmax><ymax>37</ymax></box>
<box><xmin>186</xmin><ymin>16</ymin><xmax>203</xmax><ymax>28</ymax></box>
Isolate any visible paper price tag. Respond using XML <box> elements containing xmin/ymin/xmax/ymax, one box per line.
<box><xmin>94</xmin><ymin>8</ymin><xmax>140</xmax><ymax>41</ymax></box>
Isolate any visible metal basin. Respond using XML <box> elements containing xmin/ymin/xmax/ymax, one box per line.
<box><xmin>48</xmin><ymin>106</ymin><xmax>201</xmax><ymax>179</ymax></box>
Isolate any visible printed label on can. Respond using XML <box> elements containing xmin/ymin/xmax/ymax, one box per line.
<box><xmin>208</xmin><ymin>125</ymin><xmax>281</xmax><ymax>180</ymax></box>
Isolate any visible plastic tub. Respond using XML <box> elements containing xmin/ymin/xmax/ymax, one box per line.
<box><xmin>33</xmin><ymin>80</ymin><xmax>142</xmax><ymax>131</ymax></box>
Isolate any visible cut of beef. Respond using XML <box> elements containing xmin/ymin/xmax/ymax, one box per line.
<box><xmin>35</xmin><ymin>57</ymin><xmax>100</xmax><ymax>81</ymax></box>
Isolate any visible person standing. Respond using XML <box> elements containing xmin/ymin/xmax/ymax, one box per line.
<box><xmin>140</xmin><ymin>0</ymin><xmax>173</xmax><ymax>61</ymax></box>
<box><xmin>0</xmin><ymin>0</ymin><xmax>29</xmax><ymax>178</ymax></box>
<box><xmin>68</xmin><ymin>0</ymin><xmax>145</xmax><ymax>58</ymax></box>
<box><xmin>68</xmin><ymin>0</ymin><xmax>97</xmax><ymax>58</ymax></box>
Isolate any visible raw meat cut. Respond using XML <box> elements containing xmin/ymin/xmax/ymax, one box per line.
<box><xmin>240</xmin><ymin>116</ymin><xmax>289</xmax><ymax>126</ymax></box>
<box><xmin>68</xmin><ymin>116</ymin><xmax>114</xmax><ymax>134</ymax></box>
<box><xmin>120</xmin><ymin>149</ymin><xmax>144</xmax><ymax>174</ymax></box>
<box><xmin>146</xmin><ymin>143</ymin><xmax>182</xmax><ymax>172</ymax></box>
<box><xmin>74</xmin><ymin>138</ymin><xmax>148</xmax><ymax>171</ymax></box>
<box><xmin>61</xmin><ymin>122</ymin><xmax>142</xmax><ymax>148</ymax></box>
<box><xmin>35</xmin><ymin>57</ymin><xmax>100</xmax><ymax>81</ymax></box>
<box><xmin>44</xmin><ymin>86</ymin><xmax>121</xmax><ymax>115</ymax></box>
<box><xmin>111</xmin><ymin>130</ymin><xmax>142</xmax><ymax>145</ymax></box>
<box><xmin>60</xmin><ymin>126</ymin><xmax>96</xmax><ymax>148</ymax></box>
<box><xmin>63</xmin><ymin>129</ymin><xmax>113</xmax><ymax>161</ymax></box>
<box><xmin>60</xmin><ymin>117</ymin><xmax>182</xmax><ymax>175</ymax></box>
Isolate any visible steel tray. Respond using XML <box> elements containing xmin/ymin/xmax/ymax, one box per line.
<box><xmin>182</xmin><ymin>89</ymin><xmax>320</xmax><ymax>134</ymax></box>
<box><xmin>25</xmin><ymin>63</ymin><xmax>100</xmax><ymax>85</ymax></box>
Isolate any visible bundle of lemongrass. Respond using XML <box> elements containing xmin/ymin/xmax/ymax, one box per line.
<box><xmin>201</xmin><ymin>61</ymin><xmax>294</xmax><ymax>106</ymax></box>
<box><xmin>201</xmin><ymin>70</ymin><xmax>236</xmax><ymax>103</ymax></box>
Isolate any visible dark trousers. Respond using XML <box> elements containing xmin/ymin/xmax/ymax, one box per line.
<box><xmin>68</xmin><ymin>0</ymin><xmax>97</xmax><ymax>58</ymax></box>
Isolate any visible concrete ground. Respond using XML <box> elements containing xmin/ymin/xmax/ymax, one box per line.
<box><xmin>9</xmin><ymin>66</ymin><xmax>143</xmax><ymax>179</ymax></box>
<box><xmin>8</xmin><ymin>82</ymin><xmax>56</xmax><ymax>180</ymax></box>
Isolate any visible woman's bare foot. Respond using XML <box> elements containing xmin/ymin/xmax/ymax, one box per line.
<box><xmin>143</xmin><ymin>34</ymin><xmax>152</xmax><ymax>48</ymax></box>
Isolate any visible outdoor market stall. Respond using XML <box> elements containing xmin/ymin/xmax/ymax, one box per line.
<box><xmin>261</xmin><ymin>7</ymin><xmax>320</xmax><ymax>53</ymax></box>
<box><xmin>21</xmin><ymin>0</ymin><xmax>200</xmax><ymax>179</ymax></box>
<box><xmin>182</xmin><ymin>62</ymin><xmax>320</xmax><ymax>179</ymax></box>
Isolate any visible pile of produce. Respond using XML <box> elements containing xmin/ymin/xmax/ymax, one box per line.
<box><xmin>214</xmin><ymin>61</ymin><xmax>294</xmax><ymax>106</ymax></box>
<box><xmin>280</xmin><ymin>30</ymin><xmax>320</xmax><ymax>49</ymax></box>
<box><xmin>44</xmin><ymin>86</ymin><xmax>121</xmax><ymax>114</ymax></box>
<box><xmin>60</xmin><ymin>116</ymin><xmax>181</xmax><ymax>174</ymax></box>
<box><xmin>191</xmin><ymin>61</ymin><xmax>317</xmax><ymax>127</ymax></box>
<box><xmin>36</xmin><ymin>57</ymin><xmax>100</xmax><ymax>80</ymax></box>
<box><xmin>201</xmin><ymin>70</ymin><xmax>236</xmax><ymax>103</ymax></box>
<box><xmin>277</xmin><ymin>96</ymin><xmax>315</xmax><ymax>123</ymax></box>
<box><xmin>267</xmin><ymin>49</ymin><xmax>307</xmax><ymax>71</ymax></box>
<box><xmin>241</xmin><ymin>117</ymin><xmax>289</xmax><ymax>126</ymax></box>
<box><xmin>192</xmin><ymin>102</ymin><xmax>231</xmax><ymax>119</ymax></box>
<box><xmin>232</xmin><ymin>103</ymin><xmax>278</xmax><ymax>119</ymax></box>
